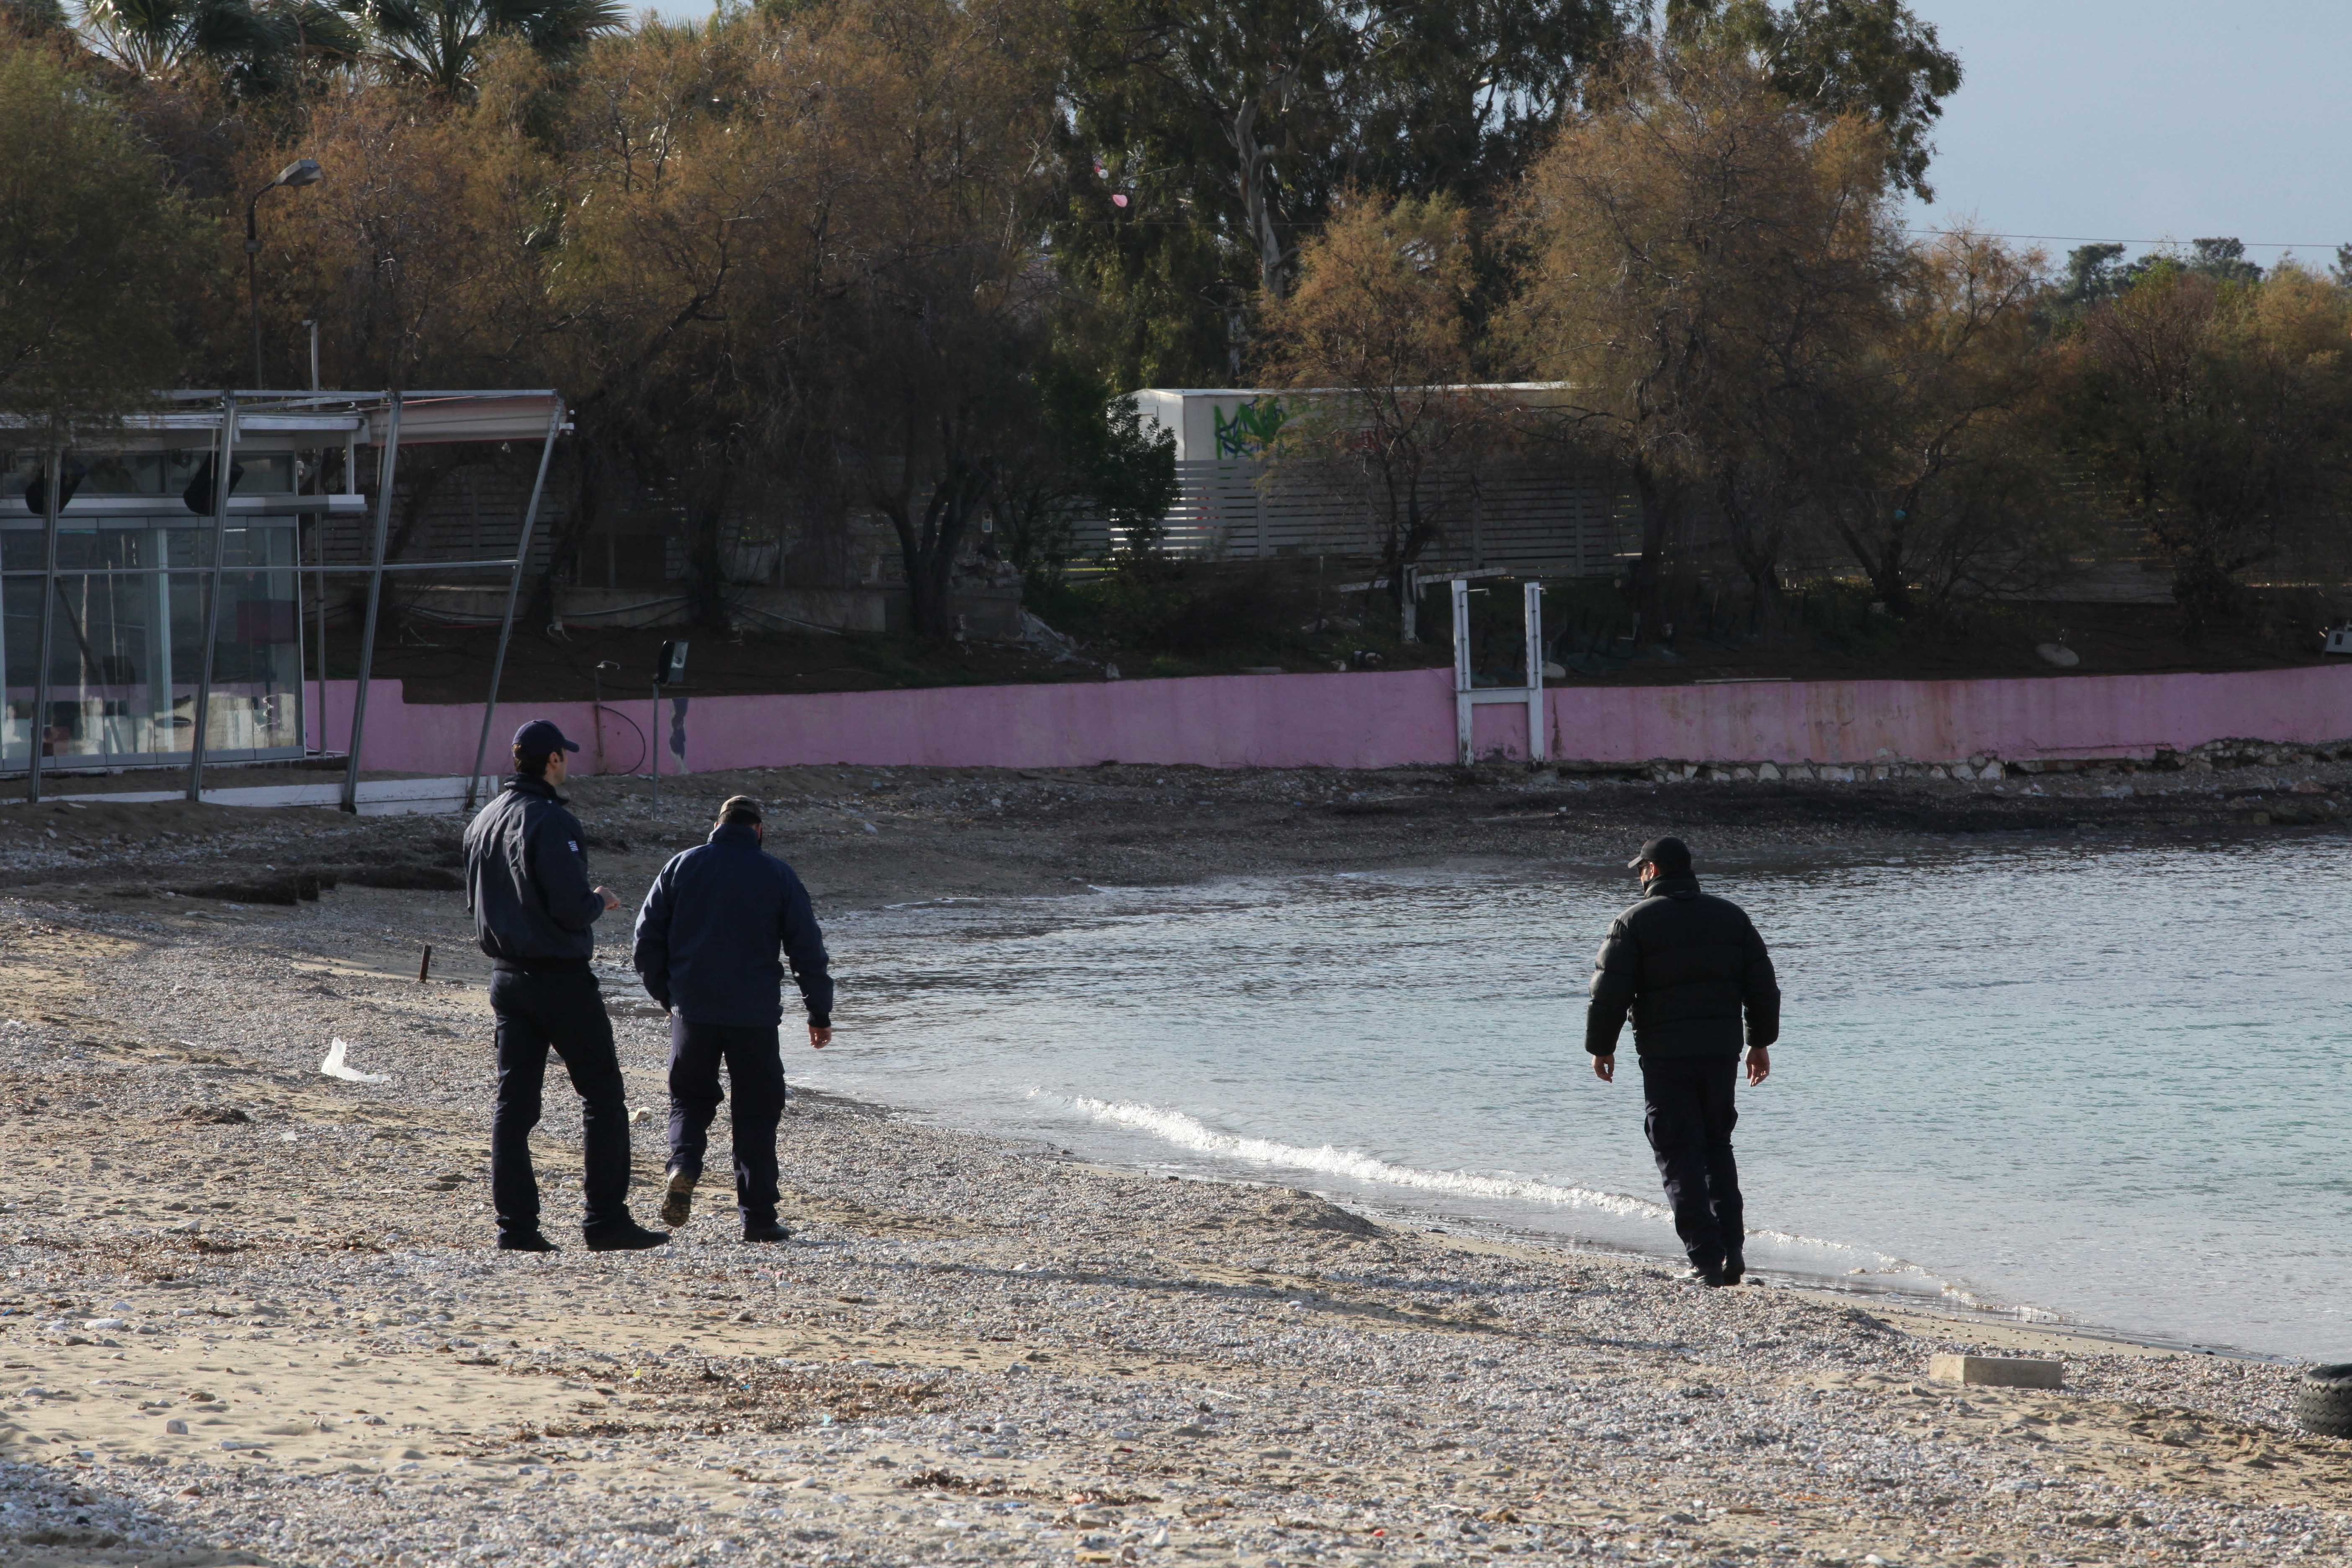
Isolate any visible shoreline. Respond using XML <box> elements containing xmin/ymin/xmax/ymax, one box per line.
<box><xmin>2</xmin><ymin>764</ymin><xmax>2348</xmax><ymax>1564</ymax></box>
<box><xmin>826</xmin><ymin>1081</ymin><xmax>2292</xmax><ymax>1370</ymax></box>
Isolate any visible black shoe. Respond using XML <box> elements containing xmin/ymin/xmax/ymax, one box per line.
<box><xmin>1723</xmin><ymin>1253</ymin><xmax>1747</xmax><ymax>1286</ymax></box>
<box><xmin>742</xmin><ymin>1219</ymin><xmax>791</xmax><ymax>1244</ymax></box>
<box><xmin>1683</xmin><ymin>1265</ymin><xmax>1728</xmax><ymax>1288</ymax></box>
<box><xmin>660</xmin><ymin>1170</ymin><xmax>694</xmax><ymax>1230</ymax></box>
<box><xmin>497</xmin><ymin>1230</ymin><xmax>558</xmax><ymax>1253</ymax></box>
<box><xmin>584</xmin><ymin>1220</ymin><xmax>671</xmax><ymax>1252</ymax></box>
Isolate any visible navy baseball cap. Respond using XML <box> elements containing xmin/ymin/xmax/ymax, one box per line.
<box><xmin>511</xmin><ymin>719</ymin><xmax>580</xmax><ymax>757</ymax></box>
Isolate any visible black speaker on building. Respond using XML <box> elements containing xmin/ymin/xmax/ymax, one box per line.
<box><xmin>24</xmin><ymin>460</ymin><xmax>86</xmax><ymax>514</ymax></box>
<box><xmin>182</xmin><ymin>455</ymin><xmax>246</xmax><ymax>514</ymax></box>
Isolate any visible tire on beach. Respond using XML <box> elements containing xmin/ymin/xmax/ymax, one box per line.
<box><xmin>2298</xmin><ymin>1364</ymin><xmax>2352</xmax><ymax>1438</ymax></box>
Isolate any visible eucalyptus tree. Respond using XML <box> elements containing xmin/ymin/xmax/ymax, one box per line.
<box><xmin>1662</xmin><ymin>0</ymin><xmax>1961</xmax><ymax>197</ymax></box>
<box><xmin>1059</xmin><ymin>0</ymin><xmax>1629</xmax><ymax>384</ymax></box>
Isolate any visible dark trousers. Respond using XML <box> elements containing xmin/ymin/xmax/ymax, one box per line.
<box><xmin>489</xmin><ymin>967</ymin><xmax>632</xmax><ymax>1237</ymax></box>
<box><xmin>1640</xmin><ymin>1053</ymin><xmax>1744</xmax><ymax>1271</ymax></box>
<box><xmin>666</xmin><ymin>1017</ymin><xmax>787</xmax><ymax>1225</ymax></box>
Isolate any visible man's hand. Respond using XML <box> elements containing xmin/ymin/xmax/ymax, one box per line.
<box><xmin>1593</xmin><ymin>1053</ymin><xmax>1615</xmax><ymax>1083</ymax></box>
<box><xmin>1747</xmin><ymin>1046</ymin><xmax>1770</xmax><ymax>1086</ymax></box>
<box><xmin>810</xmin><ymin>1025</ymin><xmax>832</xmax><ymax>1050</ymax></box>
<box><xmin>594</xmin><ymin>885</ymin><xmax>621</xmax><ymax>913</ymax></box>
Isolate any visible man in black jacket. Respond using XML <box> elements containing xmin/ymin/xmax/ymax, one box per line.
<box><xmin>1586</xmin><ymin>836</ymin><xmax>1779</xmax><ymax>1287</ymax></box>
<box><xmin>632</xmin><ymin>795</ymin><xmax>834</xmax><ymax>1243</ymax></box>
<box><xmin>463</xmin><ymin>720</ymin><xmax>669</xmax><ymax>1254</ymax></box>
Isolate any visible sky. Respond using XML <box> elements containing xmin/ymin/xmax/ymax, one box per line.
<box><xmin>639</xmin><ymin>0</ymin><xmax>2352</xmax><ymax>270</ymax></box>
<box><xmin>1903</xmin><ymin>1</ymin><xmax>2352</xmax><ymax>268</ymax></box>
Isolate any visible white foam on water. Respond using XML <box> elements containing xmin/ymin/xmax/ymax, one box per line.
<box><xmin>1037</xmin><ymin>1090</ymin><xmax>1939</xmax><ymax>1284</ymax></box>
<box><xmin>1044</xmin><ymin>1091</ymin><xmax>1670</xmax><ymax>1221</ymax></box>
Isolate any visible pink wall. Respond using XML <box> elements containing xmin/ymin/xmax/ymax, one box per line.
<box><xmin>309</xmin><ymin>663</ymin><xmax>2352</xmax><ymax>778</ymax></box>
<box><xmin>1542</xmin><ymin>666</ymin><xmax>2352</xmax><ymax>766</ymax></box>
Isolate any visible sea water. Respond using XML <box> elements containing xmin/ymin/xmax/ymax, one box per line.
<box><xmin>803</xmin><ymin>836</ymin><xmax>2352</xmax><ymax>1360</ymax></box>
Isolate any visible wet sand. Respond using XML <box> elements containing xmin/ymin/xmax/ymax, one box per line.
<box><xmin>1</xmin><ymin>761</ymin><xmax>2347</xmax><ymax>1565</ymax></box>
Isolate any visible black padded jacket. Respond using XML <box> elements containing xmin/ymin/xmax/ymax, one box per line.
<box><xmin>1584</xmin><ymin>874</ymin><xmax>1780</xmax><ymax>1059</ymax></box>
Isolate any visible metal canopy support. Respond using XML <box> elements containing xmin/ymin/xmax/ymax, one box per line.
<box><xmin>27</xmin><ymin>441</ymin><xmax>62</xmax><ymax>803</ymax></box>
<box><xmin>340</xmin><ymin>392</ymin><xmax>403</xmax><ymax>814</ymax></box>
<box><xmin>186</xmin><ymin>395</ymin><xmax>241</xmax><ymax>801</ymax></box>
<box><xmin>463</xmin><ymin>398</ymin><xmax>566</xmax><ymax>813</ymax></box>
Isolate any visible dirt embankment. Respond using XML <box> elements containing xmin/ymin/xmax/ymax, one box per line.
<box><xmin>5</xmin><ymin>749</ymin><xmax>2349</xmax><ymax>920</ymax></box>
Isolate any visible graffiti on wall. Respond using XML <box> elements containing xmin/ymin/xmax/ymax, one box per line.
<box><xmin>1212</xmin><ymin>397</ymin><xmax>1288</xmax><ymax>459</ymax></box>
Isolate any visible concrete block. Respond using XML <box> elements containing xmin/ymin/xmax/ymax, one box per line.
<box><xmin>1929</xmin><ymin>1353</ymin><xmax>2063</xmax><ymax>1390</ymax></box>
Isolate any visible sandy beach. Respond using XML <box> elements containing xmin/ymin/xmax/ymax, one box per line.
<box><xmin>1</xmin><ymin>760</ymin><xmax>2347</xmax><ymax>1566</ymax></box>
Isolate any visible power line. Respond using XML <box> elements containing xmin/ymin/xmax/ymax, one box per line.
<box><xmin>1904</xmin><ymin>227</ymin><xmax>2342</xmax><ymax>251</ymax></box>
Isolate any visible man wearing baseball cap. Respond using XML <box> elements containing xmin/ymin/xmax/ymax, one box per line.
<box><xmin>1585</xmin><ymin>836</ymin><xmax>1779</xmax><ymax>1287</ymax></box>
<box><xmin>462</xmin><ymin>719</ymin><xmax>668</xmax><ymax>1253</ymax></box>
<box><xmin>632</xmin><ymin>794</ymin><xmax>833</xmax><ymax>1243</ymax></box>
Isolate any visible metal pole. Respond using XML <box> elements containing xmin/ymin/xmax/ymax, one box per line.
<box><xmin>186</xmin><ymin>395</ymin><xmax>240</xmax><ymax>801</ymax></box>
<box><xmin>340</xmin><ymin>392</ymin><xmax>402</xmax><ymax>814</ymax></box>
<box><xmin>649</xmin><ymin>683</ymin><xmax>660</xmax><ymax>811</ymax></box>
<box><xmin>311</xmin><ymin>518</ymin><xmax>326</xmax><ymax>754</ymax></box>
<box><xmin>463</xmin><ymin>399</ymin><xmax>565</xmax><ymax>812</ymax></box>
<box><xmin>26</xmin><ymin>440</ymin><xmax>62</xmax><ymax>803</ymax></box>
<box><xmin>1524</xmin><ymin>580</ymin><xmax>1547</xmax><ymax>764</ymax></box>
<box><xmin>1452</xmin><ymin>577</ymin><xmax>1473</xmax><ymax>767</ymax></box>
<box><xmin>246</xmin><ymin>199</ymin><xmax>263</xmax><ymax>391</ymax></box>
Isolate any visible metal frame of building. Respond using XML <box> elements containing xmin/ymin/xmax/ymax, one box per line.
<box><xmin>2</xmin><ymin>389</ymin><xmax>566</xmax><ymax>811</ymax></box>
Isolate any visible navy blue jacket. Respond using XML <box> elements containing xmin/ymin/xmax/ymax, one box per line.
<box><xmin>463</xmin><ymin>774</ymin><xmax>604</xmax><ymax>969</ymax></box>
<box><xmin>1586</xmin><ymin>874</ymin><xmax>1780</xmax><ymax>1059</ymax></box>
<box><xmin>632</xmin><ymin>823</ymin><xmax>834</xmax><ymax>1027</ymax></box>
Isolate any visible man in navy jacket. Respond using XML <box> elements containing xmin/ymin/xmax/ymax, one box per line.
<box><xmin>632</xmin><ymin>795</ymin><xmax>835</xmax><ymax>1242</ymax></box>
<box><xmin>464</xmin><ymin>720</ymin><xmax>669</xmax><ymax>1253</ymax></box>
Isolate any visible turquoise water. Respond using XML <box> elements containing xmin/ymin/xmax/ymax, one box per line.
<box><xmin>803</xmin><ymin>839</ymin><xmax>2352</xmax><ymax>1360</ymax></box>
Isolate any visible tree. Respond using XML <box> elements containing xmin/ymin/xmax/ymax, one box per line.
<box><xmin>1664</xmin><ymin>0</ymin><xmax>1960</xmax><ymax>197</ymax></box>
<box><xmin>0</xmin><ymin>37</ymin><xmax>201</xmax><ymax>420</ymax></box>
<box><xmin>1509</xmin><ymin>42</ymin><xmax>1896</xmax><ymax>624</ymax></box>
<box><xmin>1813</xmin><ymin>231</ymin><xmax>2073</xmax><ymax>614</ymax></box>
<box><xmin>1263</xmin><ymin>188</ymin><xmax>1487</xmax><ymax>604</ymax></box>
<box><xmin>808</xmin><ymin>0</ymin><xmax>1069</xmax><ymax>640</ymax></box>
<box><xmin>531</xmin><ymin>13</ymin><xmax>835</xmax><ymax>625</ymax></box>
<box><xmin>78</xmin><ymin>0</ymin><xmax>365</xmax><ymax>93</ymax></box>
<box><xmin>357</xmin><ymin>0</ymin><xmax>624</xmax><ymax>98</ymax></box>
<box><xmin>269</xmin><ymin>76</ymin><xmax>534</xmax><ymax>389</ymax></box>
<box><xmin>2061</xmin><ymin>261</ymin><xmax>2352</xmax><ymax>633</ymax></box>
<box><xmin>1059</xmin><ymin>0</ymin><xmax>1627</xmax><ymax>383</ymax></box>
<box><xmin>985</xmin><ymin>363</ymin><xmax>1178</xmax><ymax>594</ymax></box>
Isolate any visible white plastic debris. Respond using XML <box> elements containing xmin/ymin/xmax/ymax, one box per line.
<box><xmin>319</xmin><ymin>1038</ymin><xmax>388</xmax><ymax>1084</ymax></box>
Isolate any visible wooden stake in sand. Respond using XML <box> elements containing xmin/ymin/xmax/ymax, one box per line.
<box><xmin>418</xmin><ymin>944</ymin><xmax>433</xmax><ymax>983</ymax></box>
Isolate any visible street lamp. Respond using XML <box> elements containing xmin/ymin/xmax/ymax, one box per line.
<box><xmin>247</xmin><ymin>158</ymin><xmax>324</xmax><ymax>389</ymax></box>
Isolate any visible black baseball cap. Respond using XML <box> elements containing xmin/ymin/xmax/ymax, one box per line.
<box><xmin>1628</xmin><ymin>836</ymin><xmax>1692</xmax><ymax>874</ymax></box>
<box><xmin>511</xmin><ymin>719</ymin><xmax>580</xmax><ymax>757</ymax></box>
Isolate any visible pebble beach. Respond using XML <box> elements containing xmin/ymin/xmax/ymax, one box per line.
<box><xmin>1</xmin><ymin>761</ymin><xmax>2348</xmax><ymax>1566</ymax></box>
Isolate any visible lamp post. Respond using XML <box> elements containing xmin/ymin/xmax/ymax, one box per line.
<box><xmin>247</xmin><ymin>158</ymin><xmax>324</xmax><ymax>389</ymax></box>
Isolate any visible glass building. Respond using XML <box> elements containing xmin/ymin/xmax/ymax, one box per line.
<box><xmin>2</xmin><ymin>392</ymin><xmax>563</xmax><ymax>781</ymax></box>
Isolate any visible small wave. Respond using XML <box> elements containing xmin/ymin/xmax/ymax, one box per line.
<box><xmin>1037</xmin><ymin>1091</ymin><xmax>1930</xmax><ymax>1280</ymax></box>
<box><xmin>1041</xmin><ymin>1092</ymin><xmax>1675</xmax><ymax>1222</ymax></box>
